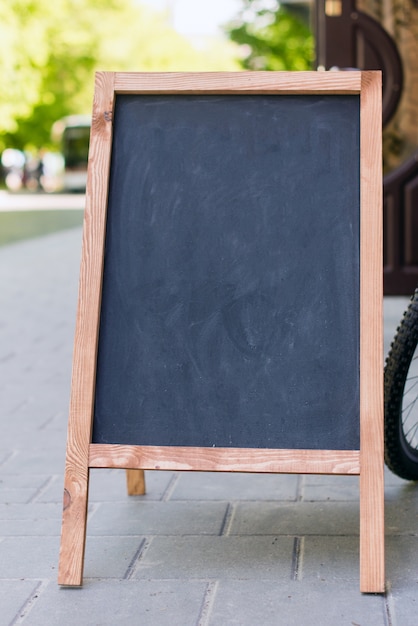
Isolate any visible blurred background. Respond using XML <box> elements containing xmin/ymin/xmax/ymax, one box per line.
<box><xmin>2</xmin><ymin>0</ymin><xmax>418</xmax><ymax>295</ymax></box>
<box><xmin>0</xmin><ymin>0</ymin><xmax>313</xmax><ymax>194</ymax></box>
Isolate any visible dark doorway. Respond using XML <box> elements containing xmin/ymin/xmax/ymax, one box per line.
<box><xmin>315</xmin><ymin>0</ymin><xmax>418</xmax><ymax>295</ymax></box>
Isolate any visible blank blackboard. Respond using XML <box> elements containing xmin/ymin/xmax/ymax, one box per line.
<box><xmin>59</xmin><ymin>72</ymin><xmax>384</xmax><ymax>591</ymax></box>
<box><xmin>92</xmin><ymin>93</ymin><xmax>360</xmax><ymax>450</ymax></box>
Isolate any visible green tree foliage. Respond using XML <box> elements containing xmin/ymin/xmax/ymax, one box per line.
<box><xmin>0</xmin><ymin>0</ymin><xmax>239</xmax><ymax>151</ymax></box>
<box><xmin>225</xmin><ymin>0</ymin><xmax>314</xmax><ymax>71</ymax></box>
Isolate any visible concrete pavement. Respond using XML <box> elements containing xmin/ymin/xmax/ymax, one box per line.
<box><xmin>0</xmin><ymin>218</ymin><xmax>417</xmax><ymax>625</ymax></box>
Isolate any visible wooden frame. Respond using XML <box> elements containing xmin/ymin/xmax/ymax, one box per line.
<box><xmin>58</xmin><ymin>71</ymin><xmax>383</xmax><ymax>592</ymax></box>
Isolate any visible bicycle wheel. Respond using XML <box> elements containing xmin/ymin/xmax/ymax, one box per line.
<box><xmin>384</xmin><ymin>288</ymin><xmax>418</xmax><ymax>480</ymax></box>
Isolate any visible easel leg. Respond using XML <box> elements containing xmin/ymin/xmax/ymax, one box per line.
<box><xmin>58</xmin><ymin>464</ymin><xmax>90</xmax><ymax>586</ymax></box>
<box><xmin>359</xmin><ymin>461</ymin><xmax>385</xmax><ymax>593</ymax></box>
<box><xmin>126</xmin><ymin>469</ymin><xmax>146</xmax><ymax>495</ymax></box>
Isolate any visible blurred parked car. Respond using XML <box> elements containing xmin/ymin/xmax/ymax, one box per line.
<box><xmin>51</xmin><ymin>115</ymin><xmax>91</xmax><ymax>192</ymax></box>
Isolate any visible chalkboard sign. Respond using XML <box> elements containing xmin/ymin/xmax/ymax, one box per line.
<box><xmin>59</xmin><ymin>72</ymin><xmax>383</xmax><ymax>592</ymax></box>
<box><xmin>93</xmin><ymin>93</ymin><xmax>360</xmax><ymax>450</ymax></box>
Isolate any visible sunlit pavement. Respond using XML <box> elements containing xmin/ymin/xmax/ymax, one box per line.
<box><xmin>0</xmin><ymin>190</ymin><xmax>85</xmax><ymax>212</ymax></box>
<box><xmin>0</xmin><ymin>193</ymin><xmax>84</xmax><ymax>246</ymax></box>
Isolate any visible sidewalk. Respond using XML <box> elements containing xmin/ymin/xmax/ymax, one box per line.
<box><xmin>0</xmin><ymin>224</ymin><xmax>417</xmax><ymax>625</ymax></box>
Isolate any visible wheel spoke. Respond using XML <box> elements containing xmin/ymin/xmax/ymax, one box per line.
<box><xmin>404</xmin><ymin>378</ymin><xmax>418</xmax><ymax>396</ymax></box>
<box><xmin>402</xmin><ymin>361</ymin><xmax>418</xmax><ymax>449</ymax></box>
<box><xmin>404</xmin><ymin>421</ymin><xmax>418</xmax><ymax>447</ymax></box>
<box><xmin>402</xmin><ymin>393</ymin><xmax>418</xmax><ymax>417</ymax></box>
<box><xmin>402</xmin><ymin>390</ymin><xmax>418</xmax><ymax>447</ymax></box>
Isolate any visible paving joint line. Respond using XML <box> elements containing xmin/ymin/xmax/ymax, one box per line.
<box><xmin>196</xmin><ymin>580</ymin><xmax>219</xmax><ymax>626</ymax></box>
<box><xmin>219</xmin><ymin>502</ymin><xmax>235</xmax><ymax>536</ymax></box>
<box><xmin>10</xmin><ymin>579</ymin><xmax>49</xmax><ymax>626</ymax></box>
<box><xmin>38</xmin><ymin>415</ymin><xmax>56</xmax><ymax>430</ymax></box>
<box><xmin>296</xmin><ymin>474</ymin><xmax>305</xmax><ymax>502</ymax></box>
<box><xmin>86</xmin><ymin>502</ymin><xmax>100</xmax><ymax>521</ymax></box>
<box><xmin>123</xmin><ymin>537</ymin><xmax>152</xmax><ymax>580</ymax></box>
<box><xmin>290</xmin><ymin>536</ymin><xmax>304</xmax><ymax>581</ymax></box>
<box><xmin>161</xmin><ymin>472</ymin><xmax>180</xmax><ymax>502</ymax></box>
<box><xmin>27</xmin><ymin>476</ymin><xmax>56</xmax><ymax>504</ymax></box>
<box><xmin>0</xmin><ymin>450</ymin><xmax>17</xmax><ymax>469</ymax></box>
<box><xmin>383</xmin><ymin>582</ymin><xmax>396</xmax><ymax>626</ymax></box>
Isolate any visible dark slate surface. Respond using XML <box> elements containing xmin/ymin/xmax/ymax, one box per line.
<box><xmin>93</xmin><ymin>93</ymin><xmax>360</xmax><ymax>450</ymax></box>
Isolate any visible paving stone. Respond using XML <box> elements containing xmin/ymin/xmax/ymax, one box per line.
<box><xmin>0</xmin><ymin>503</ymin><xmax>62</xmax><ymax>536</ymax></box>
<box><xmin>133</xmin><ymin>535</ymin><xmax>295</xmax><ymax>580</ymax></box>
<box><xmin>384</xmin><ymin>468</ymin><xmax>412</xmax><ymax>488</ymax></box>
<box><xmin>0</xmin><ymin>450</ymin><xmax>14</xmax><ymax>466</ymax></box>
<box><xmin>87</xmin><ymin>501</ymin><xmax>229</xmax><ymax>536</ymax></box>
<box><xmin>230</xmin><ymin>501</ymin><xmax>359</xmax><ymax>536</ymax></box>
<box><xmin>0</xmin><ymin>578</ymin><xmax>42</xmax><ymax>626</ymax></box>
<box><xmin>28</xmin><ymin>475</ymin><xmax>64</xmax><ymax>505</ymax></box>
<box><xmin>1</xmin><ymin>446</ymin><xmax>66</xmax><ymax>475</ymax></box>
<box><xmin>385</xmin><ymin>485</ymin><xmax>418</xmax><ymax>535</ymax></box>
<box><xmin>389</xmin><ymin>582</ymin><xmax>418</xmax><ymax>626</ymax></box>
<box><xmin>209</xmin><ymin>580</ymin><xmax>387</xmax><ymax>626</ymax></box>
<box><xmin>301</xmin><ymin>536</ymin><xmax>360</xmax><ymax>582</ymax></box>
<box><xmin>10</xmin><ymin>390</ymin><xmax>71</xmax><ymax>423</ymax></box>
<box><xmin>24</xmin><ymin>579</ymin><xmax>207</xmax><ymax>626</ymax></box>
<box><xmin>0</xmin><ymin>487</ymin><xmax>40</xmax><ymax>505</ymax></box>
<box><xmin>302</xmin><ymin>467</ymin><xmax>409</xmax><ymax>502</ymax></box>
<box><xmin>0</xmin><ymin>535</ymin><xmax>142</xmax><ymax>580</ymax></box>
<box><xmin>90</xmin><ymin>468</ymin><xmax>175</xmax><ymax>502</ymax></box>
<box><xmin>2</xmin><ymin>424</ymin><xmax>65</xmax><ymax>449</ymax></box>
<box><xmin>83</xmin><ymin>536</ymin><xmax>148</xmax><ymax>579</ymax></box>
<box><xmin>302</xmin><ymin>474</ymin><xmax>360</xmax><ymax>501</ymax></box>
<box><xmin>0</xmin><ymin>536</ymin><xmax>62</xmax><ymax>578</ymax></box>
<box><xmin>0</xmin><ymin>473</ymin><xmax>53</xmax><ymax>491</ymax></box>
<box><xmin>386</xmin><ymin>536</ymin><xmax>418</xmax><ymax>583</ymax></box>
<box><xmin>170</xmin><ymin>471</ymin><xmax>299</xmax><ymax>501</ymax></box>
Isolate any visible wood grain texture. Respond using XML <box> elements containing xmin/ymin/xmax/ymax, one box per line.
<box><xmin>114</xmin><ymin>71</ymin><xmax>362</xmax><ymax>94</ymax></box>
<box><xmin>58</xmin><ymin>72</ymin><xmax>116</xmax><ymax>586</ymax></box>
<box><xmin>359</xmin><ymin>71</ymin><xmax>385</xmax><ymax>593</ymax></box>
<box><xmin>90</xmin><ymin>444</ymin><xmax>360</xmax><ymax>475</ymax></box>
<box><xmin>126</xmin><ymin>469</ymin><xmax>146</xmax><ymax>495</ymax></box>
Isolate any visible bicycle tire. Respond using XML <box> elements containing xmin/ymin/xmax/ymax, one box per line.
<box><xmin>384</xmin><ymin>288</ymin><xmax>418</xmax><ymax>480</ymax></box>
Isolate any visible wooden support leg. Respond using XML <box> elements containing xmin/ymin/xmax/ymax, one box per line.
<box><xmin>126</xmin><ymin>469</ymin><xmax>146</xmax><ymax>495</ymax></box>
<box><xmin>58</xmin><ymin>463</ymin><xmax>90</xmax><ymax>586</ymax></box>
<box><xmin>359</xmin><ymin>441</ymin><xmax>385</xmax><ymax>593</ymax></box>
<box><xmin>358</xmin><ymin>67</ymin><xmax>384</xmax><ymax>594</ymax></box>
